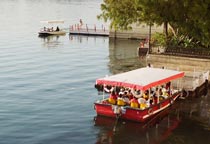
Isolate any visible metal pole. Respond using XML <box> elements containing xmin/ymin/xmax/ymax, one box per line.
<box><xmin>148</xmin><ymin>23</ymin><xmax>151</xmax><ymax>54</ymax></box>
<box><xmin>103</xmin><ymin>84</ymin><xmax>105</xmax><ymax>100</ymax></box>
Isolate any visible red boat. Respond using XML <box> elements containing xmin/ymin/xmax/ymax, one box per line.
<box><xmin>94</xmin><ymin>67</ymin><xmax>185</xmax><ymax>122</ymax></box>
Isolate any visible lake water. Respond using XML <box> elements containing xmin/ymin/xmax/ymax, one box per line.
<box><xmin>0</xmin><ymin>0</ymin><xmax>209</xmax><ymax>144</ymax></box>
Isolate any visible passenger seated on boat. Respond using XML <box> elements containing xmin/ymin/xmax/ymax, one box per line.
<box><xmin>122</xmin><ymin>91</ymin><xmax>130</xmax><ymax>105</ymax></box>
<box><xmin>138</xmin><ymin>97</ymin><xmax>147</xmax><ymax>109</ymax></box>
<box><xmin>130</xmin><ymin>97</ymin><xmax>139</xmax><ymax>108</ymax></box>
<box><xmin>143</xmin><ymin>90</ymin><xmax>149</xmax><ymax>100</ymax></box>
<box><xmin>118</xmin><ymin>88</ymin><xmax>125</xmax><ymax>96</ymax></box>
<box><xmin>103</xmin><ymin>85</ymin><xmax>113</xmax><ymax>93</ymax></box>
<box><xmin>159</xmin><ymin>88</ymin><xmax>163</xmax><ymax>96</ymax></box>
<box><xmin>108</xmin><ymin>91</ymin><xmax>117</xmax><ymax>105</ymax></box>
<box><xmin>149</xmin><ymin>96</ymin><xmax>154</xmax><ymax>105</ymax></box>
<box><xmin>130</xmin><ymin>88</ymin><xmax>142</xmax><ymax>98</ymax></box>
<box><xmin>56</xmin><ymin>26</ymin><xmax>60</xmax><ymax>31</ymax></box>
<box><xmin>117</xmin><ymin>94</ymin><xmax>126</xmax><ymax>106</ymax></box>
<box><xmin>160</xmin><ymin>88</ymin><xmax>168</xmax><ymax>100</ymax></box>
<box><xmin>43</xmin><ymin>27</ymin><xmax>46</xmax><ymax>31</ymax></box>
<box><xmin>127</xmin><ymin>89</ymin><xmax>134</xmax><ymax>100</ymax></box>
<box><xmin>51</xmin><ymin>27</ymin><xmax>54</xmax><ymax>32</ymax></box>
<box><xmin>158</xmin><ymin>88</ymin><xmax>165</xmax><ymax>101</ymax></box>
<box><xmin>146</xmin><ymin>98</ymin><xmax>151</xmax><ymax>108</ymax></box>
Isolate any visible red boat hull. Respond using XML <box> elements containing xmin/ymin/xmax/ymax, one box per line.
<box><xmin>94</xmin><ymin>92</ymin><xmax>181</xmax><ymax>122</ymax></box>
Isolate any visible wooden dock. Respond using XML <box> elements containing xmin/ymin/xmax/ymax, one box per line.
<box><xmin>69</xmin><ymin>24</ymin><xmax>109</xmax><ymax>36</ymax></box>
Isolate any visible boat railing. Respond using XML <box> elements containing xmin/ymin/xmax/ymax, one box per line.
<box><xmin>97</xmin><ymin>92</ymin><xmax>179</xmax><ymax>111</ymax></box>
<box><xmin>69</xmin><ymin>24</ymin><xmax>109</xmax><ymax>33</ymax></box>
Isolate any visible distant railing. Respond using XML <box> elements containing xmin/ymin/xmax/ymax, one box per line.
<box><xmin>151</xmin><ymin>46</ymin><xmax>210</xmax><ymax>59</ymax></box>
<box><xmin>69</xmin><ymin>24</ymin><xmax>109</xmax><ymax>33</ymax></box>
<box><xmin>166</xmin><ymin>47</ymin><xmax>210</xmax><ymax>55</ymax></box>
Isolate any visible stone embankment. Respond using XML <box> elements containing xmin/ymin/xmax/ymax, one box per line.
<box><xmin>147</xmin><ymin>54</ymin><xmax>210</xmax><ymax>76</ymax></box>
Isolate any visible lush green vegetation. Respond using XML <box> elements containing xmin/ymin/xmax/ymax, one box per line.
<box><xmin>98</xmin><ymin>0</ymin><xmax>210</xmax><ymax>48</ymax></box>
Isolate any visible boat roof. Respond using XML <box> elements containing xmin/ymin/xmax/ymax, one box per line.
<box><xmin>96</xmin><ymin>67</ymin><xmax>185</xmax><ymax>91</ymax></box>
<box><xmin>40</xmin><ymin>20</ymin><xmax>64</xmax><ymax>24</ymax></box>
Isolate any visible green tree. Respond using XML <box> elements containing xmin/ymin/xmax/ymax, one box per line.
<box><xmin>98</xmin><ymin>0</ymin><xmax>210</xmax><ymax>48</ymax></box>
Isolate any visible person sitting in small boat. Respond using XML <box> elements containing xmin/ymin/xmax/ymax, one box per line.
<box><xmin>149</xmin><ymin>95</ymin><xmax>154</xmax><ymax>105</ymax></box>
<box><xmin>108</xmin><ymin>90</ymin><xmax>117</xmax><ymax>105</ymax></box>
<box><xmin>143</xmin><ymin>90</ymin><xmax>149</xmax><ymax>100</ymax></box>
<box><xmin>43</xmin><ymin>27</ymin><xmax>46</xmax><ymax>31</ymax></box>
<box><xmin>56</xmin><ymin>26</ymin><xmax>60</xmax><ymax>31</ymax></box>
<box><xmin>138</xmin><ymin>97</ymin><xmax>147</xmax><ymax>109</ymax></box>
<box><xmin>103</xmin><ymin>85</ymin><xmax>113</xmax><ymax>93</ymax></box>
<box><xmin>161</xmin><ymin>88</ymin><xmax>168</xmax><ymax>99</ymax></box>
<box><xmin>122</xmin><ymin>91</ymin><xmax>130</xmax><ymax>105</ymax></box>
<box><xmin>158</xmin><ymin>87</ymin><xmax>168</xmax><ymax>101</ymax></box>
<box><xmin>146</xmin><ymin>98</ymin><xmax>151</xmax><ymax>108</ymax></box>
<box><xmin>118</xmin><ymin>88</ymin><xmax>125</xmax><ymax>95</ymax></box>
<box><xmin>130</xmin><ymin>88</ymin><xmax>142</xmax><ymax>98</ymax></box>
<box><xmin>117</xmin><ymin>93</ymin><xmax>126</xmax><ymax>106</ymax></box>
<box><xmin>130</xmin><ymin>97</ymin><xmax>139</xmax><ymax>108</ymax></box>
<box><xmin>127</xmin><ymin>89</ymin><xmax>134</xmax><ymax>100</ymax></box>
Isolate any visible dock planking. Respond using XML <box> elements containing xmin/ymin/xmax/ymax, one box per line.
<box><xmin>69</xmin><ymin>24</ymin><xmax>109</xmax><ymax>36</ymax></box>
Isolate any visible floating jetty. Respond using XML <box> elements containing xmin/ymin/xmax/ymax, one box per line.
<box><xmin>69</xmin><ymin>24</ymin><xmax>109</xmax><ymax>36</ymax></box>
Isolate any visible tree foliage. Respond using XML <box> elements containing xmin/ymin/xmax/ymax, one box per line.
<box><xmin>98</xmin><ymin>0</ymin><xmax>210</xmax><ymax>48</ymax></box>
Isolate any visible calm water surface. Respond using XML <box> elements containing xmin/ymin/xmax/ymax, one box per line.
<box><xmin>0</xmin><ymin>0</ymin><xmax>209</xmax><ymax>144</ymax></box>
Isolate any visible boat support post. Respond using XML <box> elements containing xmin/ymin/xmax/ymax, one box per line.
<box><xmin>113</xmin><ymin>114</ymin><xmax>120</xmax><ymax>132</ymax></box>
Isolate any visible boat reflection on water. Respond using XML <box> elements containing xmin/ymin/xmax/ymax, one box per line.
<box><xmin>38</xmin><ymin>35</ymin><xmax>64</xmax><ymax>48</ymax></box>
<box><xmin>68</xmin><ymin>35</ymin><xmax>109</xmax><ymax>45</ymax></box>
<box><xmin>94</xmin><ymin>107</ymin><xmax>181</xmax><ymax>144</ymax></box>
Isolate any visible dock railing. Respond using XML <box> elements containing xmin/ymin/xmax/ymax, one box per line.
<box><xmin>69</xmin><ymin>24</ymin><xmax>109</xmax><ymax>36</ymax></box>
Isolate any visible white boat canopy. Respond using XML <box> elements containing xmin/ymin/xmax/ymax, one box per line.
<box><xmin>96</xmin><ymin>67</ymin><xmax>185</xmax><ymax>91</ymax></box>
<box><xmin>40</xmin><ymin>20</ymin><xmax>64</xmax><ymax>24</ymax></box>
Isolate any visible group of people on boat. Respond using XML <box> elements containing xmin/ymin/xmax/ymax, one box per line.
<box><xmin>104</xmin><ymin>81</ymin><xmax>172</xmax><ymax>110</ymax></box>
<box><xmin>42</xmin><ymin>26</ymin><xmax>60</xmax><ymax>32</ymax></box>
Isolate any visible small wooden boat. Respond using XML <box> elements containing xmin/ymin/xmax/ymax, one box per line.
<box><xmin>38</xmin><ymin>30</ymin><xmax>66</xmax><ymax>36</ymax></box>
<box><xmin>38</xmin><ymin>20</ymin><xmax>66</xmax><ymax>36</ymax></box>
<box><xmin>94</xmin><ymin>67</ymin><xmax>185</xmax><ymax>122</ymax></box>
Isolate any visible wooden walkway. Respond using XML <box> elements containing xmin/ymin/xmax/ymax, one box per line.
<box><xmin>69</xmin><ymin>25</ymin><xmax>109</xmax><ymax>36</ymax></box>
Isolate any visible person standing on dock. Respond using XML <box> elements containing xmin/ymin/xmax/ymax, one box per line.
<box><xmin>79</xmin><ymin>19</ymin><xmax>83</xmax><ymax>28</ymax></box>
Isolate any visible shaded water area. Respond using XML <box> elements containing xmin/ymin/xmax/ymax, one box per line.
<box><xmin>0</xmin><ymin>0</ymin><xmax>209</xmax><ymax>144</ymax></box>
